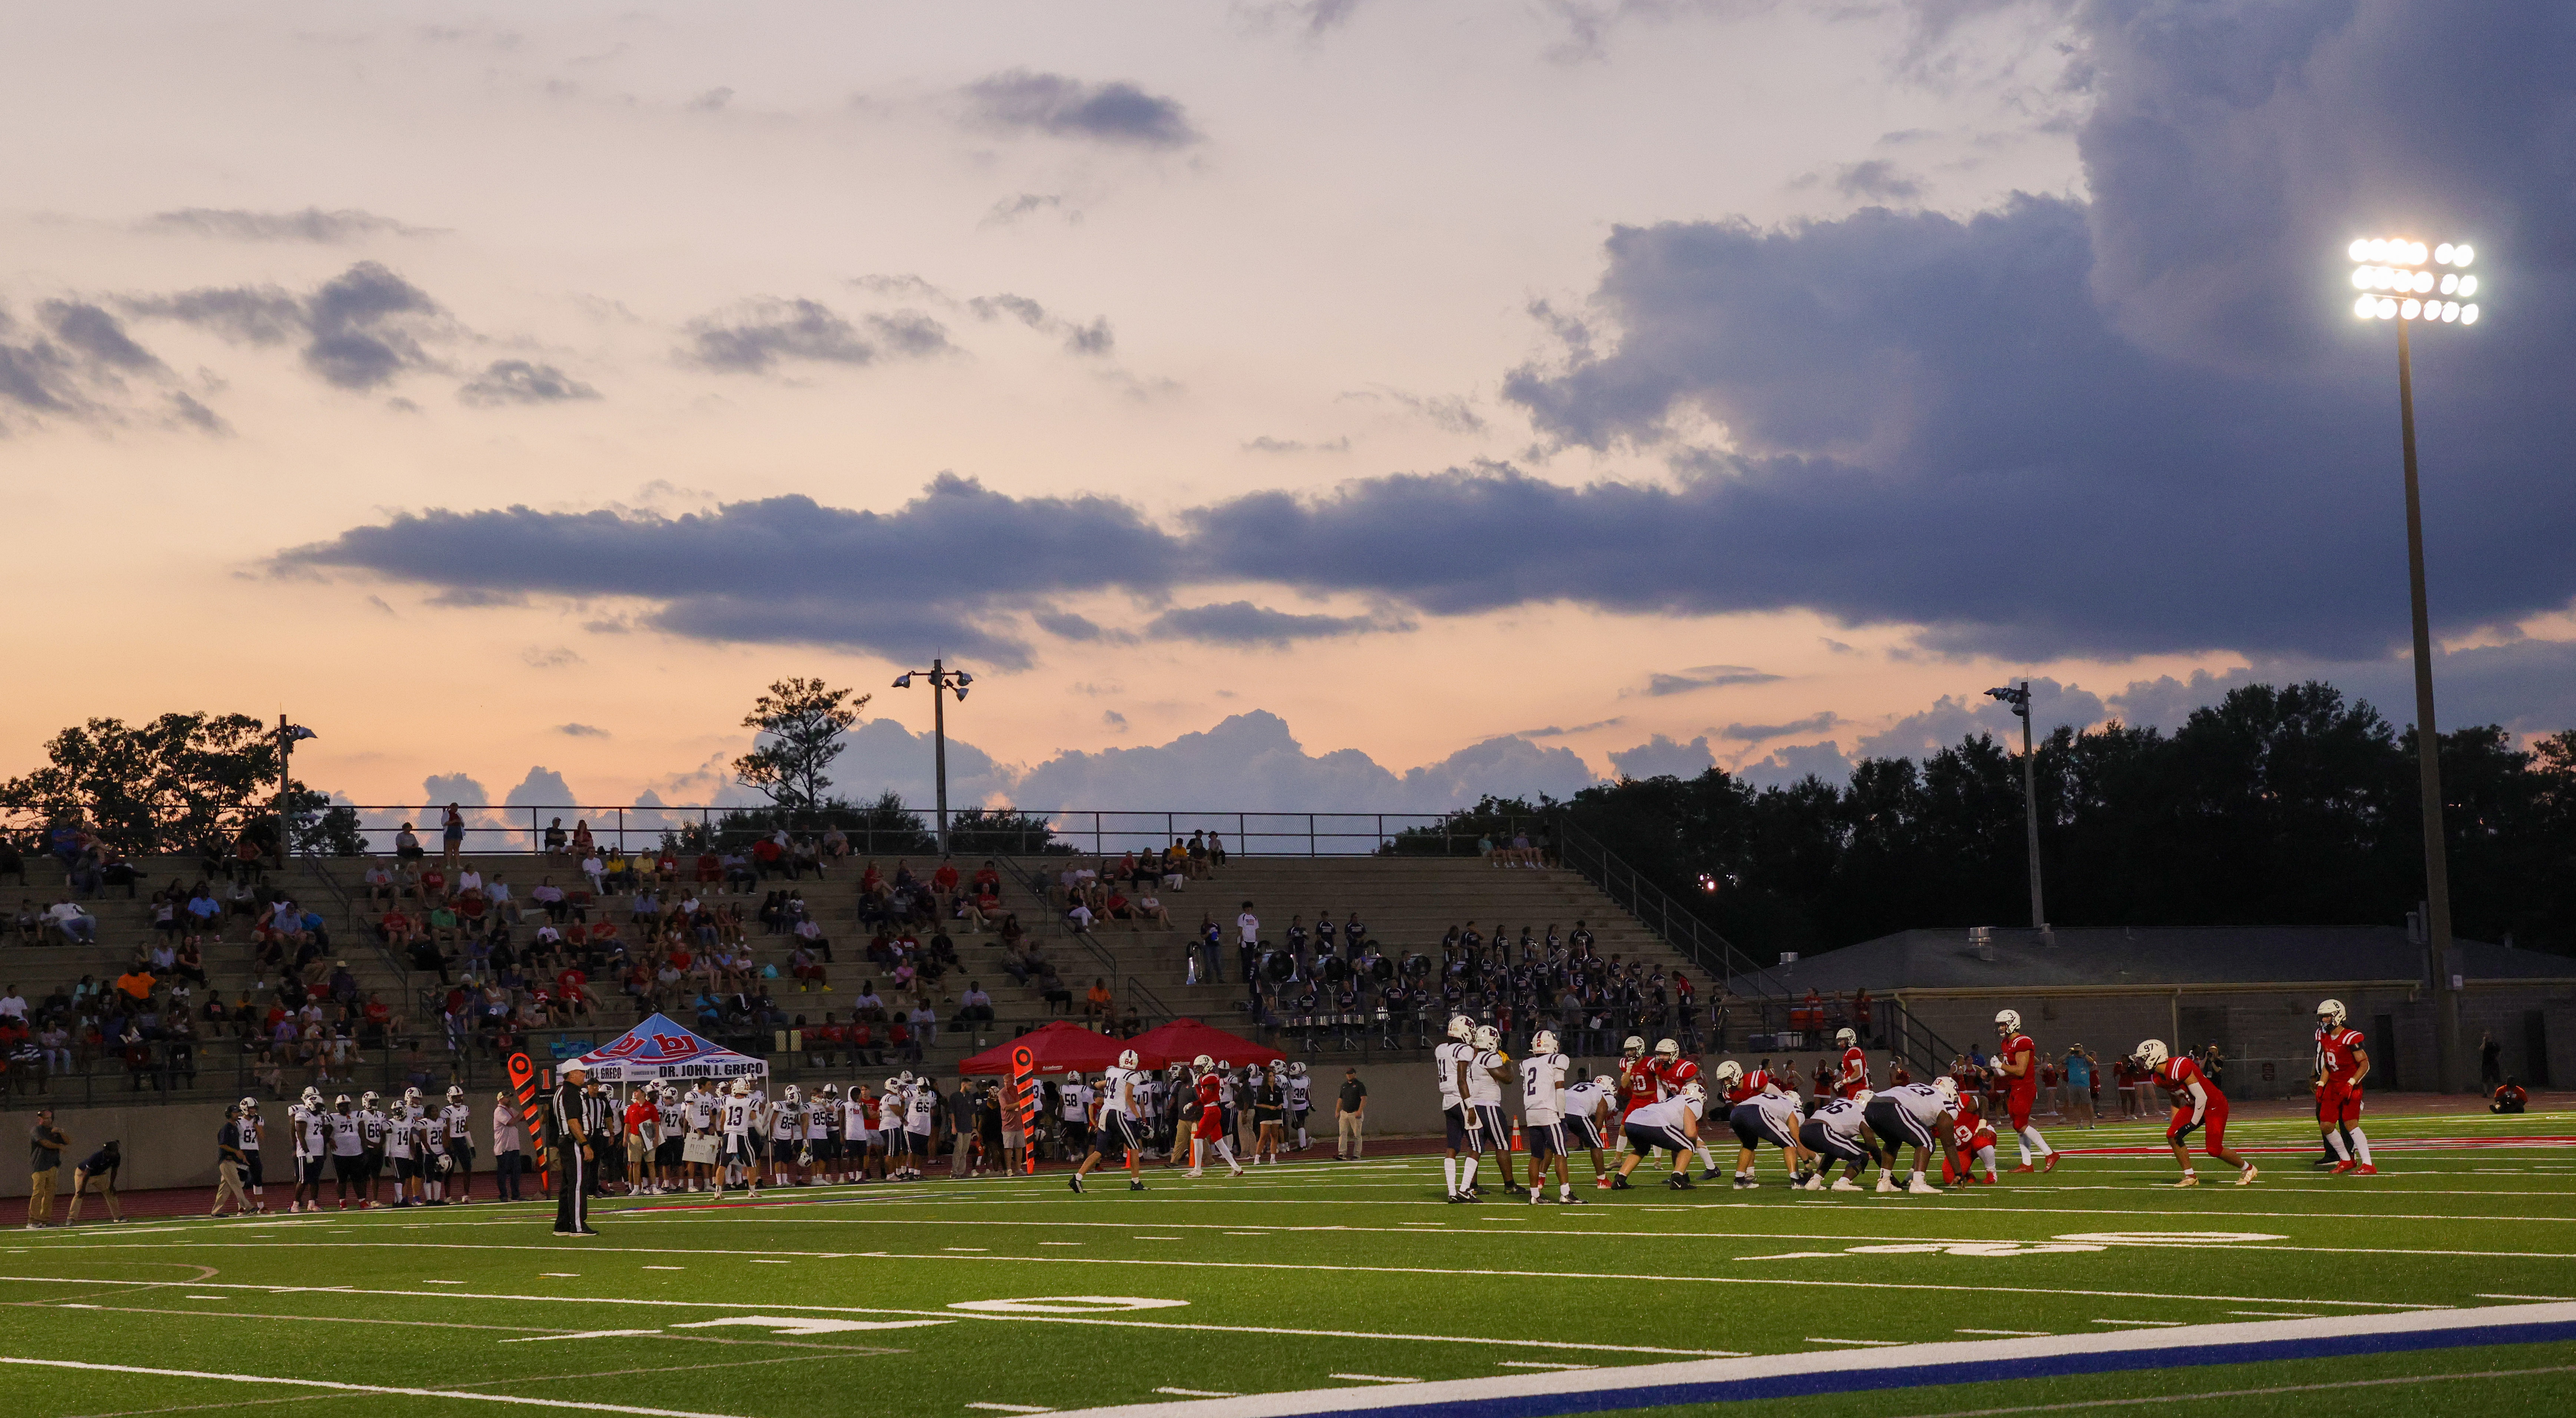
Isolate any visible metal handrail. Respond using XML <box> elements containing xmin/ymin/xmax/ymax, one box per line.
<box><xmin>1546</xmin><ymin>814</ymin><xmax>1780</xmax><ymax>1001</ymax></box>
<box><xmin>989</xmin><ymin>856</ymin><xmax>1174</xmax><ymax>1030</ymax></box>
<box><xmin>1878</xmin><ymin>996</ymin><xmax>1967</xmax><ymax>1080</ymax></box>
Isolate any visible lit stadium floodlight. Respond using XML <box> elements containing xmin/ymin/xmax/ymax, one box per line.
<box><xmin>2342</xmin><ymin>234</ymin><xmax>2486</xmax><ymax>1092</ymax></box>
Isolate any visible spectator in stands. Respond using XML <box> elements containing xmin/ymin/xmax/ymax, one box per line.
<box><xmin>1083</xmin><ymin>979</ymin><xmax>1112</xmax><ymax>1020</ymax></box>
<box><xmin>394</xmin><ymin>823</ymin><xmax>425</xmax><ymax>862</ymax></box>
<box><xmin>821</xmin><ymin>826</ymin><xmax>850</xmax><ymax>864</ymax></box>
<box><xmin>956</xmin><ymin>982</ymin><xmax>993</xmax><ymax>1029</ymax></box>
<box><xmin>1038</xmin><ymin>961</ymin><xmax>1071</xmax><ymax>1015</ymax></box>
<box><xmin>47</xmin><ymin>898</ymin><xmax>97</xmax><ymax>945</ymax></box>
<box><xmin>531</xmin><ymin>878</ymin><xmax>568</xmax><ymax>922</ymax></box>
<box><xmin>440</xmin><ymin>804</ymin><xmax>467</xmax><ymax>869</ymax></box>
<box><xmin>543</xmin><ymin>818</ymin><xmax>570</xmax><ymax>859</ymax></box>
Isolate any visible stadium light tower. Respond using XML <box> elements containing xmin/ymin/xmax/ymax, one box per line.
<box><xmin>1983</xmin><ymin>682</ymin><xmax>2044</xmax><ymax>931</ymax></box>
<box><xmin>271</xmin><ymin>714</ymin><xmax>317</xmax><ymax>869</ymax></box>
<box><xmin>892</xmin><ymin>660</ymin><xmax>973</xmax><ymax>853</ymax></box>
<box><xmin>2348</xmin><ymin>234</ymin><xmax>2480</xmax><ymax>1093</ymax></box>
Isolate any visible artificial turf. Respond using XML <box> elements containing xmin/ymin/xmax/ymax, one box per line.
<box><xmin>2</xmin><ymin>1107</ymin><xmax>2570</xmax><ymax>1418</ymax></box>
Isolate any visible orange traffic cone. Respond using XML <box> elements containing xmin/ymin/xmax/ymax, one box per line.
<box><xmin>1510</xmin><ymin>1120</ymin><xmax>1524</xmax><ymax>1153</ymax></box>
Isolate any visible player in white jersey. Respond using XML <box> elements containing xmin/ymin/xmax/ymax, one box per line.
<box><xmin>807</xmin><ymin>1085</ymin><xmax>837</xmax><ymax>1184</ymax></box>
<box><xmin>1724</xmin><ymin>1088</ymin><xmax>1812</xmax><ymax>1190</ymax></box>
<box><xmin>715</xmin><ymin>1078</ymin><xmax>759</xmax><ymax>1197</ymax></box>
<box><xmin>1797</xmin><ymin>1091</ymin><xmax>1891</xmax><ymax>1191</ymax></box>
<box><xmin>1563</xmin><ymin>1074</ymin><xmax>1616</xmax><ymax>1189</ymax></box>
<box><xmin>1864</xmin><ymin>1079</ymin><xmax>1965</xmax><ymax>1195</ymax></box>
<box><xmin>1286</xmin><ymin>1062</ymin><xmax>1313</xmax><ymax>1152</ymax></box>
<box><xmin>684</xmin><ymin>1082</ymin><xmax>719</xmax><ymax>1191</ymax></box>
<box><xmin>237</xmin><ymin>1098</ymin><xmax>268</xmax><ymax>1208</ymax></box>
<box><xmin>327</xmin><ymin>1097</ymin><xmax>366</xmax><ymax>1209</ymax></box>
<box><xmin>880</xmin><ymin>1078</ymin><xmax>913</xmax><ymax>1179</ymax></box>
<box><xmin>1061</xmin><ymin>1075</ymin><xmax>1096</xmax><ymax>1161</ymax></box>
<box><xmin>903</xmin><ymin>1075</ymin><xmax>937</xmax><ymax>1180</ymax></box>
<box><xmin>1615</xmin><ymin>1083</ymin><xmax>1708</xmax><ymax>1190</ymax></box>
<box><xmin>767</xmin><ymin>1088</ymin><xmax>803</xmax><ymax>1187</ymax></box>
<box><xmin>651</xmin><ymin>1085</ymin><xmax>685</xmax><ymax>1193</ymax></box>
<box><xmin>357</xmin><ymin>1092</ymin><xmax>388</xmax><ymax>1208</ymax></box>
<box><xmin>1068</xmin><ymin>1050</ymin><xmax>1150</xmax><ymax>1193</ymax></box>
<box><xmin>289</xmin><ymin>1087</ymin><xmax>328</xmax><ymax>1212</ymax></box>
<box><xmin>1433</xmin><ymin>1015</ymin><xmax>1482</xmax><ymax>1202</ymax></box>
<box><xmin>1464</xmin><ymin>1025</ymin><xmax>1522</xmax><ymax>1196</ymax></box>
<box><xmin>439</xmin><ymin>1086</ymin><xmax>475</xmax><ymax>1203</ymax></box>
<box><xmin>1517</xmin><ymin>1032</ymin><xmax>1588</xmax><ymax>1204</ymax></box>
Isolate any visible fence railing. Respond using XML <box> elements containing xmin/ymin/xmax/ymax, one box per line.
<box><xmin>1547</xmin><ymin>815</ymin><xmax>1779</xmax><ymax>999</ymax></box>
<box><xmin>309</xmin><ymin>805</ymin><xmax>1532</xmax><ymax>860</ymax></box>
<box><xmin>988</xmin><ymin>854</ymin><xmax>1176</xmax><ymax>1031</ymax></box>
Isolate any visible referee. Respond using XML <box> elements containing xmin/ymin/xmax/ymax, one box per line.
<box><xmin>552</xmin><ymin>1063</ymin><xmax>604</xmax><ymax>1237</ymax></box>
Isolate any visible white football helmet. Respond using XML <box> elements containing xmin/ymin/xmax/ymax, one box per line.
<box><xmin>1834</xmin><ymin>1027</ymin><xmax>1856</xmax><ymax>1047</ymax></box>
<box><xmin>1192</xmin><ymin>1053</ymin><xmax>1214</xmax><ymax>1070</ymax></box>
<box><xmin>300</xmin><ymin>1086</ymin><xmax>323</xmax><ymax>1106</ymax></box>
<box><xmin>446</xmin><ymin>1085</ymin><xmax>465</xmax><ymax>1102</ymax></box>
<box><xmin>1470</xmin><ymin>1025</ymin><xmax>1501</xmax><ymax>1051</ymax></box>
<box><xmin>1851</xmin><ymin>1088</ymin><xmax>1875</xmax><ymax>1107</ymax></box>
<box><xmin>1713</xmin><ymin>1060</ymin><xmax>1743</xmax><ymax>1087</ymax></box>
<box><xmin>1995</xmin><ymin>1009</ymin><xmax>2022</xmax><ymax>1037</ymax></box>
<box><xmin>898</xmin><ymin>1070</ymin><xmax>916</xmax><ymax>1085</ymax></box>
<box><xmin>333</xmin><ymin>1094</ymin><xmax>351</xmax><ymax>1109</ymax></box>
<box><xmin>783</xmin><ymin>1085</ymin><xmax>801</xmax><ymax>1104</ymax></box>
<box><xmin>1118</xmin><ymin>1049</ymin><xmax>1140</xmax><ymax>1069</ymax></box>
<box><xmin>1288</xmin><ymin>1061</ymin><xmax>1306</xmax><ymax>1077</ymax></box>
<box><xmin>820</xmin><ymin>1084</ymin><xmax>839</xmax><ymax>1098</ymax></box>
<box><xmin>1531</xmin><ymin>1029</ymin><xmax>1560</xmax><ymax>1055</ymax></box>
<box><xmin>1654</xmin><ymin>1038</ymin><xmax>1679</xmax><ymax>1061</ymax></box>
<box><xmin>1621</xmin><ymin>1036</ymin><xmax>1646</xmax><ymax>1060</ymax></box>
<box><xmin>1217</xmin><ymin>1058</ymin><xmax>1231</xmax><ymax>1071</ymax></box>
<box><xmin>2135</xmin><ymin>1039</ymin><xmax>2169</xmax><ymax>1069</ymax></box>
<box><xmin>731</xmin><ymin>1078</ymin><xmax>751</xmax><ymax>1095</ymax></box>
<box><xmin>239</xmin><ymin>1096</ymin><xmax>259</xmax><ymax>1113</ymax></box>
<box><xmin>1931</xmin><ymin>1075</ymin><xmax>1960</xmax><ymax>1107</ymax></box>
<box><xmin>402</xmin><ymin>1087</ymin><xmax>422</xmax><ymax>1105</ymax></box>
<box><xmin>1270</xmin><ymin>1059</ymin><xmax>1287</xmax><ymax>1073</ymax></box>
<box><xmin>435</xmin><ymin>1151</ymin><xmax>455</xmax><ymax>1174</ymax></box>
<box><xmin>883</xmin><ymin>1077</ymin><xmax>901</xmax><ymax>1093</ymax></box>
<box><xmin>2317</xmin><ymin>998</ymin><xmax>2348</xmax><ymax>1028</ymax></box>
<box><xmin>1447</xmin><ymin>1014</ymin><xmax>1475</xmax><ymax>1041</ymax></box>
<box><xmin>360</xmin><ymin>1091</ymin><xmax>381</xmax><ymax>1110</ymax></box>
<box><xmin>1679</xmin><ymin>1080</ymin><xmax>1706</xmax><ymax>1103</ymax></box>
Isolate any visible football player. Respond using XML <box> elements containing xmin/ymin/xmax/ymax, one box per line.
<box><xmin>1563</xmin><ymin>1070</ymin><xmax>1617</xmax><ymax>1189</ymax></box>
<box><xmin>357</xmin><ymin>1091</ymin><xmax>388</xmax><ymax>1208</ymax></box>
<box><xmin>1435</xmin><ymin>1015</ymin><xmax>1481</xmax><ymax>1202</ymax></box>
<box><xmin>1651</xmin><ymin>1039</ymin><xmax>1723</xmax><ymax>1180</ymax></box>
<box><xmin>1614</xmin><ymin>1081</ymin><xmax>1709</xmax><ymax>1190</ymax></box>
<box><xmin>1833</xmin><ymin>1028</ymin><xmax>1870</xmax><ymax>1100</ymax></box>
<box><xmin>1942</xmin><ymin>1091</ymin><xmax>1999</xmax><ymax>1185</ymax></box>
<box><xmin>289</xmin><ymin>1086</ymin><xmax>328</xmax><ymax>1213</ymax></box>
<box><xmin>879</xmin><ymin>1077</ymin><xmax>911</xmax><ymax>1180</ymax></box>
<box><xmin>1466</xmin><ymin>1025</ymin><xmax>1521</xmax><ymax>1196</ymax></box>
<box><xmin>2139</xmin><ymin>1039</ymin><xmax>2255</xmax><ymax>1187</ymax></box>
<box><xmin>237</xmin><ymin>1098</ymin><xmax>268</xmax><ymax>1209</ymax></box>
<box><xmin>1613</xmin><ymin>1036</ymin><xmax>1656</xmax><ymax>1164</ymax></box>
<box><xmin>1990</xmin><ymin>1010</ymin><xmax>2057</xmax><ymax>1174</ymax></box>
<box><xmin>1798</xmin><ymin>1090</ymin><xmax>1889</xmax><ymax>1191</ymax></box>
<box><xmin>1185</xmin><ymin>1054</ymin><xmax>1246</xmax><ymax>1177</ymax></box>
<box><xmin>1725</xmin><ymin>1085</ymin><xmax>1808</xmax><ymax>1189</ymax></box>
<box><xmin>770</xmin><ymin>1085</ymin><xmax>805</xmax><ymax>1189</ymax></box>
<box><xmin>1518</xmin><ymin>1031</ymin><xmax>1587</xmax><ymax>1204</ymax></box>
<box><xmin>384</xmin><ymin>1098</ymin><xmax>419</xmax><ymax>1207</ymax></box>
<box><xmin>1864</xmin><ymin>1077</ymin><xmax>1966</xmax><ymax>1195</ymax></box>
<box><xmin>685</xmin><ymin>1081</ymin><xmax>720</xmax><ymax>1191</ymax></box>
<box><xmin>1069</xmin><ymin>1048</ymin><xmax>1151</xmax><ymax>1192</ymax></box>
<box><xmin>716</xmin><ymin>1078</ymin><xmax>759</xmax><ymax>1198</ymax></box>
<box><xmin>1286</xmin><ymin>1061</ymin><xmax>1313</xmax><ymax>1152</ymax></box>
<box><xmin>327</xmin><ymin>1095</ymin><xmax>366</xmax><ymax>1209</ymax></box>
<box><xmin>2314</xmin><ymin>999</ymin><xmax>2377</xmax><ymax>1174</ymax></box>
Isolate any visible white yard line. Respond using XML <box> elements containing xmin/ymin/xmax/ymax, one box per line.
<box><xmin>0</xmin><ymin>1356</ymin><xmax>756</xmax><ymax>1418</ymax></box>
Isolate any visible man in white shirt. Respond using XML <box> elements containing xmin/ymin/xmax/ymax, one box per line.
<box><xmin>0</xmin><ymin>988</ymin><xmax>27</xmax><ymax>1025</ymax></box>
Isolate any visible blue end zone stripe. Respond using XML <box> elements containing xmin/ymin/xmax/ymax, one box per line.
<box><xmin>1292</xmin><ymin>1318</ymin><xmax>2576</xmax><ymax>1418</ymax></box>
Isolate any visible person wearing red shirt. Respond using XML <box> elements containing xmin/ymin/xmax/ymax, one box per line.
<box><xmin>1990</xmin><ymin>1009</ymin><xmax>2058</xmax><ymax>1174</ymax></box>
<box><xmin>2140</xmin><ymin>1039</ymin><xmax>2255</xmax><ymax>1187</ymax></box>
<box><xmin>623</xmin><ymin>1093</ymin><xmax>659</xmax><ymax>1196</ymax></box>
<box><xmin>1647</xmin><ymin>1039</ymin><xmax>1720</xmax><ymax>1180</ymax></box>
<box><xmin>1943</xmin><ymin>1095</ymin><xmax>1999</xmax><ymax>1184</ymax></box>
<box><xmin>695</xmin><ymin>852</ymin><xmax>722</xmax><ymax>885</ymax></box>
<box><xmin>1186</xmin><ymin>1056</ymin><xmax>1243</xmax><ymax>1177</ymax></box>
<box><xmin>932</xmin><ymin>857</ymin><xmax>960</xmax><ymax>899</ymax></box>
<box><xmin>2312</xmin><ymin>998</ymin><xmax>2377</xmax><ymax>1174</ymax></box>
<box><xmin>1833</xmin><ymin>1027</ymin><xmax>1870</xmax><ymax>1100</ymax></box>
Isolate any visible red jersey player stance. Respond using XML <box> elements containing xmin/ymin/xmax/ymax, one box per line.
<box><xmin>1184</xmin><ymin>1054</ymin><xmax>1245</xmax><ymax>1178</ymax></box>
<box><xmin>1650</xmin><ymin>1039</ymin><xmax>1722</xmax><ymax>1181</ymax></box>
<box><xmin>2313</xmin><ymin>998</ymin><xmax>2377</xmax><ymax>1175</ymax></box>
<box><xmin>1941</xmin><ymin>1093</ymin><xmax>1999</xmax><ymax>1185</ymax></box>
<box><xmin>1833</xmin><ymin>1028</ymin><xmax>1869</xmax><ymax>1100</ymax></box>
<box><xmin>2138</xmin><ymin>1039</ymin><xmax>2256</xmax><ymax>1187</ymax></box>
<box><xmin>1990</xmin><ymin>1009</ymin><xmax>2059</xmax><ymax>1173</ymax></box>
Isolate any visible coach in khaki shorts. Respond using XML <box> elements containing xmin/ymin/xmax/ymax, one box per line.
<box><xmin>1335</xmin><ymin>1069</ymin><xmax>1368</xmax><ymax>1160</ymax></box>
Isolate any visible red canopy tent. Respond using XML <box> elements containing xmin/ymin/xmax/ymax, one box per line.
<box><xmin>1127</xmin><ymin>1018</ymin><xmax>1283</xmax><ymax>1068</ymax></box>
<box><xmin>957</xmin><ymin>1021</ymin><xmax>1135</xmax><ymax>1076</ymax></box>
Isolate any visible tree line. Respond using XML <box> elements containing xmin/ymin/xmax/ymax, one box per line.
<box><xmin>1435</xmin><ymin>682</ymin><xmax>2576</xmax><ymax>960</ymax></box>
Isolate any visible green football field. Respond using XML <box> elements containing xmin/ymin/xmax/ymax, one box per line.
<box><xmin>5</xmin><ymin>1108</ymin><xmax>2573</xmax><ymax>1418</ymax></box>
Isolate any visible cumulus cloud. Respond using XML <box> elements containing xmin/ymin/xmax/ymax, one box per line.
<box><xmin>679</xmin><ymin>297</ymin><xmax>951</xmax><ymax>374</ymax></box>
<box><xmin>962</xmin><ymin>70</ymin><xmax>1199</xmax><ymax>148</ymax></box>
<box><xmin>1736</xmin><ymin>740</ymin><xmax>1856</xmax><ymax>790</ymax></box>
<box><xmin>503</xmin><ymin>766</ymin><xmax>579</xmax><ymax>808</ymax></box>
<box><xmin>1008</xmin><ymin>711</ymin><xmax>1595</xmax><ymax>813</ymax></box>
<box><xmin>1857</xmin><ymin>678</ymin><xmax>2107</xmax><ymax>760</ymax></box>
<box><xmin>127</xmin><ymin>261</ymin><xmax>445</xmax><ymax>390</ymax></box>
<box><xmin>143</xmin><ymin>207</ymin><xmax>429</xmax><ymax>243</ymax></box>
<box><xmin>458</xmin><ymin>359</ymin><xmax>599</xmax><ymax>406</ymax></box>
<box><xmin>1608</xmin><ymin>733</ymin><xmax>1716</xmax><ymax>780</ymax></box>
<box><xmin>421</xmin><ymin>772</ymin><xmax>489</xmax><ymax>806</ymax></box>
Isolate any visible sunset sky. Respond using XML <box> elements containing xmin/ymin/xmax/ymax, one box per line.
<box><xmin>6</xmin><ymin>1</ymin><xmax>2572</xmax><ymax>817</ymax></box>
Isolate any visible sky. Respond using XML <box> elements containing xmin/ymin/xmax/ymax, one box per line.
<box><xmin>5</xmin><ymin>1</ymin><xmax>2573</xmax><ymax>817</ymax></box>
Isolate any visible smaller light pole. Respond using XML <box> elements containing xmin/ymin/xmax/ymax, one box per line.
<box><xmin>272</xmin><ymin>715</ymin><xmax>317</xmax><ymax>869</ymax></box>
<box><xmin>1984</xmin><ymin>682</ymin><xmax>2044</xmax><ymax>931</ymax></box>
<box><xmin>892</xmin><ymin>660</ymin><xmax>974</xmax><ymax>853</ymax></box>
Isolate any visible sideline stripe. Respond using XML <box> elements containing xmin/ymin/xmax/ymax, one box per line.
<box><xmin>1039</xmin><ymin>1304</ymin><xmax>2576</xmax><ymax>1418</ymax></box>
<box><xmin>0</xmin><ymin>1355</ymin><xmax>751</xmax><ymax>1418</ymax></box>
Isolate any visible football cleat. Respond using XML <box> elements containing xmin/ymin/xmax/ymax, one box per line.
<box><xmin>2173</xmin><ymin>1174</ymin><xmax>2199</xmax><ymax>1187</ymax></box>
<box><xmin>2042</xmin><ymin>1152</ymin><xmax>2060</xmax><ymax>1173</ymax></box>
<box><xmin>1733</xmin><ymin>1177</ymin><xmax>1757</xmax><ymax>1190</ymax></box>
<box><xmin>1067</xmin><ymin>1175</ymin><xmax>1085</xmax><ymax>1194</ymax></box>
<box><xmin>1128</xmin><ymin>1179</ymin><xmax>1146</xmax><ymax>1191</ymax></box>
<box><xmin>1699</xmin><ymin>1167</ymin><xmax>1724</xmax><ymax>1181</ymax></box>
<box><xmin>2010</xmin><ymin>1163</ymin><xmax>2035</xmax><ymax>1174</ymax></box>
<box><xmin>2235</xmin><ymin>1164</ymin><xmax>2259</xmax><ymax>1186</ymax></box>
<box><xmin>1831</xmin><ymin>1176</ymin><xmax>1862</xmax><ymax>1191</ymax></box>
<box><xmin>2330</xmin><ymin>1160</ymin><xmax>2356</xmax><ymax>1175</ymax></box>
<box><xmin>2355</xmin><ymin>1164</ymin><xmax>2378</xmax><ymax>1176</ymax></box>
<box><xmin>1610</xmin><ymin>1174</ymin><xmax>1633</xmax><ymax>1190</ymax></box>
<box><xmin>1800</xmin><ymin>1176</ymin><xmax>1825</xmax><ymax>1191</ymax></box>
<box><xmin>1907</xmin><ymin>1176</ymin><xmax>1940</xmax><ymax>1195</ymax></box>
<box><xmin>1875</xmin><ymin>1175</ymin><xmax>1899</xmax><ymax>1193</ymax></box>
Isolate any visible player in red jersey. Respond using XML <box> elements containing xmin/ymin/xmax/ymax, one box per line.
<box><xmin>1651</xmin><ymin>1039</ymin><xmax>1721</xmax><ymax>1180</ymax></box>
<box><xmin>1833</xmin><ymin>1029</ymin><xmax>1869</xmax><ymax>1100</ymax></box>
<box><xmin>1612</xmin><ymin>1037</ymin><xmax>1657</xmax><ymax>1164</ymax></box>
<box><xmin>1941</xmin><ymin>1093</ymin><xmax>1998</xmax><ymax>1184</ymax></box>
<box><xmin>2139</xmin><ymin>1039</ymin><xmax>2255</xmax><ymax>1187</ymax></box>
<box><xmin>2312</xmin><ymin>998</ymin><xmax>2377</xmax><ymax>1174</ymax></box>
<box><xmin>1989</xmin><ymin>1009</ymin><xmax>2057</xmax><ymax>1173</ymax></box>
<box><xmin>1184</xmin><ymin>1055</ymin><xmax>1244</xmax><ymax>1177</ymax></box>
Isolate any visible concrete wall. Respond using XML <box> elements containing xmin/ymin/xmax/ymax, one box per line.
<box><xmin>1</xmin><ymin>1100</ymin><xmax>235</xmax><ymax>1197</ymax></box>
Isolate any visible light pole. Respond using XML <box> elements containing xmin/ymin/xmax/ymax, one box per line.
<box><xmin>1983</xmin><ymin>682</ymin><xmax>2044</xmax><ymax>930</ymax></box>
<box><xmin>271</xmin><ymin>714</ymin><xmax>317</xmax><ymax>869</ymax></box>
<box><xmin>892</xmin><ymin>660</ymin><xmax>973</xmax><ymax>854</ymax></box>
<box><xmin>2348</xmin><ymin>235</ymin><xmax>2480</xmax><ymax>1091</ymax></box>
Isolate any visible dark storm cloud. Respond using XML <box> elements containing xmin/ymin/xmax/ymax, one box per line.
<box><xmin>680</xmin><ymin>298</ymin><xmax>952</xmax><ymax>374</ymax></box>
<box><xmin>459</xmin><ymin>359</ymin><xmax>601</xmax><ymax>406</ymax></box>
<box><xmin>276</xmin><ymin>473</ymin><xmax>1183</xmax><ymax>670</ymax></box>
<box><xmin>962</xmin><ymin>70</ymin><xmax>1199</xmax><ymax>148</ymax></box>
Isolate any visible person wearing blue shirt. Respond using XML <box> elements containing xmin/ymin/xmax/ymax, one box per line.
<box><xmin>2064</xmin><ymin>1046</ymin><xmax>2097</xmax><ymax>1128</ymax></box>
